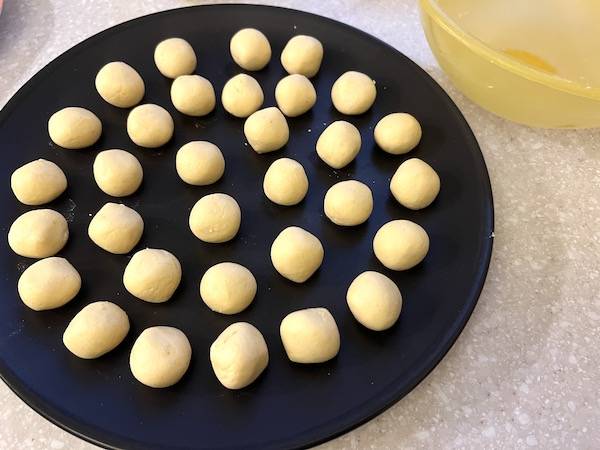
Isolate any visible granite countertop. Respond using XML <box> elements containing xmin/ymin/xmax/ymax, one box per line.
<box><xmin>1</xmin><ymin>1</ymin><xmax>599</xmax><ymax>448</ymax></box>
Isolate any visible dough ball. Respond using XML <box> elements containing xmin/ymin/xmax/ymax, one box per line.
<box><xmin>189</xmin><ymin>193</ymin><xmax>241</xmax><ymax>243</ymax></box>
<box><xmin>93</xmin><ymin>149</ymin><xmax>143</xmax><ymax>197</ymax></box>
<box><xmin>11</xmin><ymin>159</ymin><xmax>67</xmax><ymax>205</ymax></box>
<box><xmin>176</xmin><ymin>141</ymin><xmax>224</xmax><ymax>186</ymax></box>
<box><xmin>316</xmin><ymin>121</ymin><xmax>361</xmax><ymax>169</ymax></box>
<box><xmin>390</xmin><ymin>158</ymin><xmax>440</xmax><ymax>210</ymax></box>
<box><xmin>95</xmin><ymin>61</ymin><xmax>145</xmax><ymax>108</ymax></box>
<box><xmin>244</xmin><ymin>107</ymin><xmax>289</xmax><ymax>153</ymax></box>
<box><xmin>200</xmin><ymin>262</ymin><xmax>256</xmax><ymax>315</ymax></box>
<box><xmin>275</xmin><ymin>74</ymin><xmax>316</xmax><ymax>117</ymax></box>
<box><xmin>374</xmin><ymin>113</ymin><xmax>422</xmax><ymax>155</ymax></box>
<box><xmin>88</xmin><ymin>203</ymin><xmax>144</xmax><ymax>254</ymax></box>
<box><xmin>123</xmin><ymin>248</ymin><xmax>182</xmax><ymax>302</ymax></box>
<box><xmin>170</xmin><ymin>75</ymin><xmax>216</xmax><ymax>117</ymax></box>
<box><xmin>270</xmin><ymin>226</ymin><xmax>323</xmax><ymax>283</ymax></box>
<box><xmin>154</xmin><ymin>37</ymin><xmax>197</xmax><ymax>79</ymax></box>
<box><xmin>347</xmin><ymin>271</ymin><xmax>402</xmax><ymax>331</ymax></box>
<box><xmin>210</xmin><ymin>322</ymin><xmax>268</xmax><ymax>389</ymax></box>
<box><xmin>221</xmin><ymin>74</ymin><xmax>264</xmax><ymax>118</ymax></box>
<box><xmin>48</xmin><ymin>107</ymin><xmax>102</xmax><ymax>149</ymax></box>
<box><xmin>127</xmin><ymin>104</ymin><xmax>174</xmax><ymax>148</ymax></box>
<box><xmin>263</xmin><ymin>158</ymin><xmax>308</xmax><ymax>206</ymax></box>
<box><xmin>230</xmin><ymin>28</ymin><xmax>271</xmax><ymax>71</ymax></box>
<box><xmin>373</xmin><ymin>220</ymin><xmax>429</xmax><ymax>271</ymax></box>
<box><xmin>8</xmin><ymin>209</ymin><xmax>68</xmax><ymax>258</ymax></box>
<box><xmin>324</xmin><ymin>180</ymin><xmax>373</xmax><ymax>226</ymax></box>
<box><xmin>63</xmin><ymin>302</ymin><xmax>129</xmax><ymax>359</ymax></box>
<box><xmin>331</xmin><ymin>71</ymin><xmax>376</xmax><ymax>115</ymax></box>
<box><xmin>130</xmin><ymin>326</ymin><xmax>192</xmax><ymax>388</ymax></box>
<box><xmin>17</xmin><ymin>257</ymin><xmax>80</xmax><ymax>311</ymax></box>
<box><xmin>280</xmin><ymin>35</ymin><xmax>324</xmax><ymax>78</ymax></box>
<box><xmin>280</xmin><ymin>308</ymin><xmax>340</xmax><ymax>363</ymax></box>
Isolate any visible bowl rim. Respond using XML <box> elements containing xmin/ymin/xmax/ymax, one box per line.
<box><xmin>419</xmin><ymin>0</ymin><xmax>600</xmax><ymax>101</ymax></box>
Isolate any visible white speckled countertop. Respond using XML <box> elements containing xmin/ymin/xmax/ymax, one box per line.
<box><xmin>1</xmin><ymin>1</ymin><xmax>599</xmax><ymax>449</ymax></box>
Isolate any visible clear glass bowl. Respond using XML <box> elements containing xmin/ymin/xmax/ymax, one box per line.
<box><xmin>419</xmin><ymin>0</ymin><xmax>600</xmax><ymax>128</ymax></box>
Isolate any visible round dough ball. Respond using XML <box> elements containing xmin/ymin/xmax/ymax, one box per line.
<box><xmin>176</xmin><ymin>141</ymin><xmax>224</xmax><ymax>186</ymax></box>
<box><xmin>88</xmin><ymin>203</ymin><xmax>144</xmax><ymax>254</ymax></box>
<box><xmin>316</xmin><ymin>121</ymin><xmax>361</xmax><ymax>169</ymax></box>
<box><xmin>170</xmin><ymin>75</ymin><xmax>216</xmax><ymax>117</ymax></box>
<box><xmin>127</xmin><ymin>104</ymin><xmax>174</xmax><ymax>148</ymax></box>
<box><xmin>130</xmin><ymin>326</ymin><xmax>191</xmax><ymax>388</ymax></box>
<box><xmin>263</xmin><ymin>158</ymin><xmax>308</xmax><ymax>206</ymax></box>
<box><xmin>95</xmin><ymin>61</ymin><xmax>145</xmax><ymax>108</ymax></box>
<box><xmin>374</xmin><ymin>113</ymin><xmax>422</xmax><ymax>155</ymax></box>
<box><xmin>8</xmin><ymin>209</ymin><xmax>68</xmax><ymax>258</ymax></box>
<box><xmin>17</xmin><ymin>257</ymin><xmax>80</xmax><ymax>311</ymax></box>
<box><xmin>48</xmin><ymin>107</ymin><xmax>102</xmax><ymax>149</ymax></box>
<box><xmin>63</xmin><ymin>301</ymin><xmax>129</xmax><ymax>359</ymax></box>
<box><xmin>230</xmin><ymin>28</ymin><xmax>271</xmax><ymax>71</ymax></box>
<box><xmin>189</xmin><ymin>193</ymin><xmax>241</xmax><ymax>243</ymax></box>
<box><xmin>390</xmin><ymin>158</ymin><xmax>440</xmax><ymax>210</ymax></box>
<box><xmin>280</xmin><ymin>308</ymin><xmax>340</xmax><ymax>363</ymax></box>
<box><xmin>331</xmin><ymin>71</ymin><xmax>376</xmax><ymax>115</ymax></box>
<box><xmin>275</xmin><ymin>74</ymin><xmax>316</xmax><ymax>117</ymax></box>
<box><xmin>244</xmin><ymin>107</ymin><xmax>289</xmax><ymax>153</ymax></box>
<box><xmin>346</xmin><ymin>271</ymin><xmax>402</xmax><ymax>331</ymax></box>
<box><xmin>154</xmin><ymin>37</ymin><xmax>197</xmax><ymax>79</ymax></box>
<box><xmin>11</xmin><ymin>159</ymin><xmax>67</xmax><ymax>205</ymax></box>
<box><xmin>270</xmin><ymin>226</ymin><xmax>323</xmax><ymax>283</ymax></box>
<box><xmin>93</xmin><ymin>149</ymin><xmax>143</xmax><ymax>197</ymax></box>
<box><xmin>200</xmin><ymin>263</ymin><xmax>257</xmax><ymax>315</ymax></box>
<box><xmin>210</xmin><ymin>322</ymin><xmax>268</xmax><ymax>389</ymax></box>
<box><xmin>221</xmin><ymin>74</ymin><xmax>264</xmax><ymax>118</ymax></box>
<box><xmin>123</xmin><ymin>248</ymin><xmax>182</xmax><ymax>302</ymax></box>
<box><xmin>373</xmin><ymin>220</ymin><xmax>429</xmax><ymax>271</ymax></box>
<box><xmin>280</xmin><ymin>35</ymin><xmax>324</xmax><ymax>78</ymax></box>
<box><xmin>324</xmin><ymin>180</ymin><xmax>373</xmax><ymax>226</ymax></box>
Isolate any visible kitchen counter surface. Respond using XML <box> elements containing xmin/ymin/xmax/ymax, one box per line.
<box><xmin>1</xmin><ymin>1</ymin><xmax>599</xmax><ymax>449</ymax></box>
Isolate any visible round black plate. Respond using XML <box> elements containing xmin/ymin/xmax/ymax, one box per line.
<box><xmin>0</xmin><ymin>5</ymin><xmax>493</xmax><ymax>449</ymax></box>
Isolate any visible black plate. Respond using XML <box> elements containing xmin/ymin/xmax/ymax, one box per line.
<box><xmin>0</xmin><ymin>5</ymin><xmax>493</xmax><ymax>449</ymax></box>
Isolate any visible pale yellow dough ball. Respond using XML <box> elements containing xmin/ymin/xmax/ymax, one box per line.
<box><xmin>275</xmin><ymin>74</ymin><xmax>316</xmax><ymax>117</ymax></box>
<box><xmin>331</xmin><ymin>71</ymin><xmax>376</xmax><ymax>115</ymax></box>
<box><xmin>200</xmin><ymin>262</ymin><xmax>257</xmax><ymax>314</ymax></box>
<box><xmin>95</xmin><ymin>61</ymin><xmax>145</xmax><ymax>108</ymax></box>
<box><xmin>280</xmin><ymin>35</ymin><xmax>324</xmax><ymax>78</ymax></box>
<box><xmin>373</xmin><ymin>220</ymin><xmax>429</xmax><ymax>271</ymax></box>
<box><xmin>189</xmin><ymin>193</ymin><xmax>241</xmax><ymax>243</ymax></box>
<box><xmin>18</xmin><ymin>257</ymin><xmax>81</xmax><ymax>311</ymax></box>
<box><xmin>390</xmin><ymin>158</ymin><xmax>440</xmax><ymax>210</ymax></box>
<box><xmin>123</xmin><ymin>248</ymin><xmax>182</xmax><ymax>302</ymax></box>
<box><xmin>270</xmin><ymin>226</ymin><xmax>323</xmax><ymax>283</ymax></box>
<box><xmin>324</xmin><ymin>180</ymin><xmax>373</xmax><ymax>226</ymax></box>
<box><xmin>63</xmin><ymin>302</ymin><xmax>130</xmax><ymax>359</ymax></box>
<box><xmin>244</xmin><ymin>107</ymin><xmax>289</xmax><ymax>153</ymax></box>
<box><xmin>316</xmin><ymin>121</ymin><xmax>361</xmax><ymax>169</ymax></box>
<box><xmin>170</xmin><ymin>75</ymin><xmax>216</xmax><ymax>117</ymax></box>
<box><xmin>8</xmin><ymin>209</ymin><xmax>68</xmax><ymax>258</ymax></box>
<box><xmin>127</xmin><ymin>104</ymin><xmax>174</xmax><ymax>148</ymax></box>
<box><xmin>176</xmin><ymin>141</ymin><xmax>224</xmax><ymax>186</ymax></box>
<box><xmin>210</xmin><ymin>322</ymin><xmax>268</xmax><ymax>389</ymax></box>
<box><xmin>374</xmin><ymin>113</ymin><xmax>422</xmax><ymax>155</ymax></box>
<box><xmin>88</xmin><ymin>203</ymin><xmax>144</xmax><ymax>254</ymax></box>
<box><xmin>230</xmin><ymin>28</ymin><xmax>271</xmax><ymax>71</ymax></box>
<box><xmin>221</xmin><ymin>74</ymin><xmax>264</xmax><ymax>118</ymax></box>
<box><xmin>280</xmin><ymin>308</ymin><xmax>340</xmax><ymax>363</ymax></box>
<box><xmin>11</xmin><ymin>159</ymin><xmax>67</xmax><ymax>206</ymax></box>
<box><xmin>130</xmin><ymin>326</ymin><xmax>192</xmax><ymax>388</ymax></box>
<box><xmin>347</xmin><ymin>271</ymin><xmax>402</xmax><ymax>331</ymax></box>
<box><xmin>263</xmin><ymin>158</ymin><xmax>308</xmax><ymax>206</ymax></box>
<box><xmin>48</xmin><ymin>107</ymin><xmax>102</xmax><ymax>149</ymax></box>
<box><xmin>93</xmin><ymin>149</ymin><xmax>143</xmax><ymax>197</ymax></box>
<box><xmin>154</xmin><ymin>37</ymin><xmax>197</xmax><ymax>79</ymax></box>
